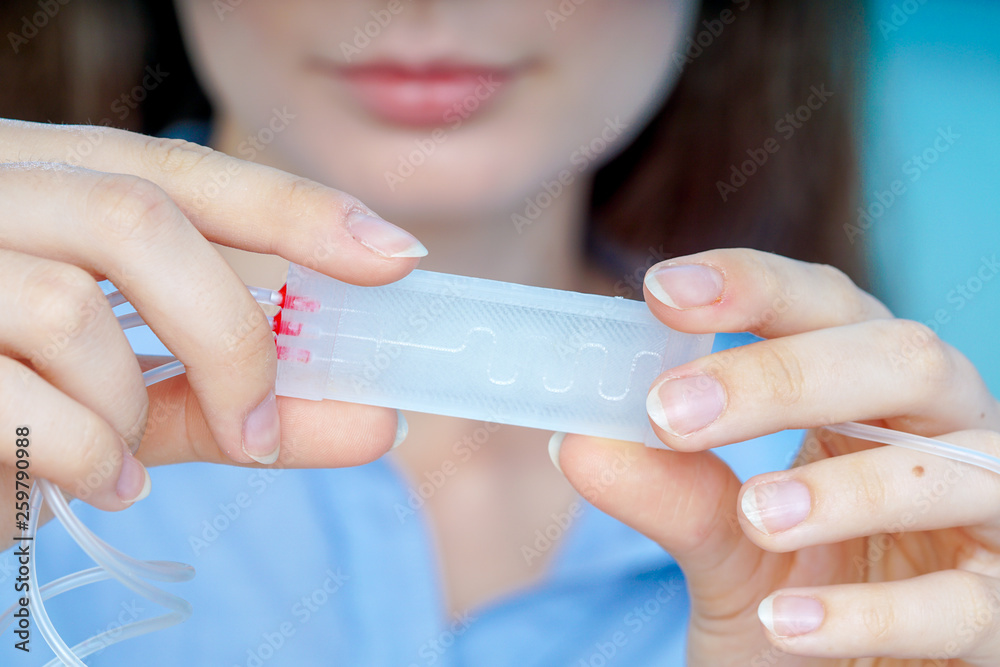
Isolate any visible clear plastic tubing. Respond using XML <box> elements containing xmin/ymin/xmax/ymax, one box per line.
<box><xmin>275</xmin><ymin>264</ymin><xmax>715</xmax><ymax>445</ymax></box>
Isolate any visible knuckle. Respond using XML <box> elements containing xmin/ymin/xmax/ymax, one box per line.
<box><xmin>88</xmin><ymin>174</ymin><xmax>177</xmax><ymax>244</ymax></box>
<box><xmin>953</xmin><ymin>571</ymin><xmax>1000</xmax><ymax>647</ymax></box>
<box><xmin>74</xmin><ymin>416</ymin><xmax>120</xmax><ymax>491</ymax></box>
<box><xmin>885</xmin><ymin>319</ymin><xmax>953</xmax><ymax>384</ymax></box>
<box><xmin>850</xmin><ymin>459</ymin><xmax>890</xmax><ymax>516</ymax></box>
<box><xmin>752</xmin><ymin>342</ymin><xmax>808</xmax><ymax>407</ymax></box>
<box><xmin>814</xmin><ymin>263</ymin><xmax>857</xmax><ymax>296</ymax></box>
<box><xmin>143</xmin><ymin>136</ymin><xmax>219</xmax><ymax>177</ymax></box>
<box><xmin>275</xmin><ymin>174</ymin><xmax>334</xmax><ymax>219</ymax></box>
<box><xmin>815</xmin><ymin>263</ymin><xmax>871</xmax><ymax>322</ymax></box>
<box><xmin>24</xmin><ymin>263</ymin><xmax>104</xmax><ymax>338</ymax></box>
<box><xmin>120</xmin><ymin>396</ymin><xmax>150</xmax><ymax>451</ymax></box>
<box><xmin>223</xmin><ymin>306</ymin><xmax>275</xmax><ymax>371</ymax></box>
<box><xmin>860</xmin><ymin>588</ymin><xmax>896</xmax><ymax>640</ymax></box>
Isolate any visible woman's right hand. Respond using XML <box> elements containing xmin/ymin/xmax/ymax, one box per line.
<box><xmin>0</xmin><ymin>119</ymin><xmax>425</xmax><ymax>534</ymax></box>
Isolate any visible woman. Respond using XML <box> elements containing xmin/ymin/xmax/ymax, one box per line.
<box><xmin>2</xmin><ymin>0</ymin><xmax>999</xmax><ymax>664</ymax></box>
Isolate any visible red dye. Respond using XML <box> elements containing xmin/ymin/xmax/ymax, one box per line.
<box><xmin>270</xmin><ymin>284</ymin><xmax>289</xmax><ymax>337</ymax></box>
<box><xmin>276</xmin><ymin>345</ymin><xmax>310</xmax><ymax>363</ymax></box>
<box><xmin>285</xmin><ymin>296</ymin><xmax>320</xmax><ymax>312</ymax></box>
<box><xmin>278</xmin><ymin>320</ymin><xmax>302</xmax><ymax>336</ymax></box>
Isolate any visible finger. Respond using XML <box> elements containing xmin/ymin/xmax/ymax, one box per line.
<box><xmin>0</xmin><ymin>356</ymin><xmax>149</xmax><ymax>510</ymax></box>
<box><xmin>642</xmin><ymin>248</ymin><xmax>891</xmax><ymax>337</ymax></box>
<box><xmin>0</xmin><ymin>119</ymin><xmax>426</xmax><ymax>283</ymax></box>
<box><xmin>552</xmin><ymin>434</ymin><xmax>777</xmax><ymax>626</ymax></box>
<box><xmin>758</xmin><ymin>570</ymin><xmax>1000</xmax><ymax>664</ymax></box>
<box><xmin>0</xmin><ymin>163</ymin><xmax>279</xmax><ymax>464</ymax></box>
<box><xmin>0</xmin><ymin>249</ymin><xmax>148</xmax><ymax>449</ymax></box>
<box><xmin>738</xmin><ymin>429</ymin><xmax>1000</xmax><ymax>551</ymax></box>
<box><xmin>644</xmin><ymin>318</ymin><xmax>1000</xmax><ymax>450</ymax></box>
<box><xmin>135</xmin><ymin>372</ymin><xmax>403</xmax><ymax>470</ymax></box>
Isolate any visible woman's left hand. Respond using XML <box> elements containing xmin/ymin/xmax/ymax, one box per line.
<box><xmin>554</xmin><ymin>248</ymin><xmax>1000</xmax><ymax>665</ymax></box>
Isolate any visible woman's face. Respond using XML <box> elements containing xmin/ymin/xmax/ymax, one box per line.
<box><xmin>175</xmin><ymin>0</ymin><xmax>698</xmax><ymax>223</ymax></box>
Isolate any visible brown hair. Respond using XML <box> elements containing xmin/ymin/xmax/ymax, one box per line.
<box><xmin>591</xmin><ymin>0</ymin><xmax>868</xmax><ymax>286</ymax></box>
<box><xmin>0</xmin><ymin>0</ymin><xmax>148</xmax><ymax>130</ymax></box>
<box><xmin>0</xmin><ymin>0</ymin><xmax>865</xmax><ymax>284</ymax></box>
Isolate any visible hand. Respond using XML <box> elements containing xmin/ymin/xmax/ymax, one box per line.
<box><xmin>553</xmin><ymin>249</ymin><xmax>1000</xmax><ymax>665</ymax></box>
<box><xmin>0</xmin><ymin>119</ymin><xmax>425</xmax><ymax>534</ymax></box>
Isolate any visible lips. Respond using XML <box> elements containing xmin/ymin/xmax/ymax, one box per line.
<box><xmin>321</xmin><ymin>62</ymin><xmax>518</xmax><ymax>127</ymax></box>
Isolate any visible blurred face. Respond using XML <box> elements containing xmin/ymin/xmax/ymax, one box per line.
<box><xmin>175</xmin><ymin>0</ymin><xmax>698</xmax><ymax>223</ymax></box>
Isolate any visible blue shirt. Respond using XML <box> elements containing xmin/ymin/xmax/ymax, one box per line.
<box><xmin>0</xmin><ymin>333</ymin><xmax>799</xmax><ymax>666</ymax></box>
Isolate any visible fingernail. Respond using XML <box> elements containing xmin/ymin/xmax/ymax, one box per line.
<box><xmin>548</xmin><ymin>432</ymin><xmax>566</xmax><ymax>474</ymax></box>
<box><xmin>644</xmin><ymin>264</ymin><xmax>724</xmax><ymax>309</ymax></box>
<box><xmin>116</xmin><ymin>442</ymin><xmax>151</xmax><ymax>504</ymax></box>
<box><xmin>347</xmin><ymin>210</ymin><xmax>428</xmax><ymax>259</ymax></box>
<box><xmin>742</xmin><ymin>480</ymin><xmax>811</xmax><ymax>534</ymax></box>
<box><xmin>646</xmin><ymin>375</ymin><xmax>725</xmax><ymax>437</ymax></box>
<box><xmin>243</xmin><ymin>390</ymin><xmax>280</xmax><ymax>464</ymax></box>
<box><xmin>758</xmin><ymin>594</ymin><xmax>824</xmax><ymax>637</ymax></box>
<box><xmin>392</xmin><ymin>411</ymin><xmax>408</xmax><ymax>449</ymax></box>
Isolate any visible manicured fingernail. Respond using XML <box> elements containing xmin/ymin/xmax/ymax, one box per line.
<box><xmin>347</xmin><ymin>210</ymin><xmax>428</xmax><ymax>258</ymax></box>
<box><xmin>392</xmin><ymin>411</ymin><xmax>409</xmax><ymax>449</ymax></box>
<box><xmin>243</xmin><ymin>390</ymin><xmax>280</xmax><ymax>464</ymax></box>
<box><xmin>116</xmin><ymin>442</ymin><xmax>151</xmax><ymax>504</ymax></box>
<box><xmin>644</xmin><ymin>264</ymin><xmax>724</xmax><ymax>309</ymax></box>
<box><xmin>548</xmin><ymin>432</ymin><xmax>566</xmax><ymax>474</ymax></box>
<box><xmin>758</xmin><ymin>594</ymin><xmax>824</xmax><ymax>637</ymax></box>
<box><xmin>742</xmin><ymin>480</ymin><xmax>811</xmax><ymax>534</ymax></box>
<box><xmin>646</xmin><ymin>375</ymin><xmax>725</xmax><ymax>437</ymax></box>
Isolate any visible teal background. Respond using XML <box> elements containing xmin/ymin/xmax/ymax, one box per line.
<box><xmin>863</xmin><ymin>0</ymin><xmax>999</xmax><ymax>394</ymax></box>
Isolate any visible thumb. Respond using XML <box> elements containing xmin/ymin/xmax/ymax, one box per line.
<box><xmin>553</xmin><ymin>434</ymin><xmax>775</xmax><ymax>626</ymax></box>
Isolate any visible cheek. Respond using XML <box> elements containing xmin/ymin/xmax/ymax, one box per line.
<box><xmin>542</xmin><ymin>0</ymin><xmax>696</xmax><ymax>146</ymax></box>
<box><xmin>177</xmin><ymin>0</ymin><xmax>318</xmax><ymax>127</ymax></box>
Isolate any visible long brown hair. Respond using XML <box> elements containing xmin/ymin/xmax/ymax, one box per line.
<box><xmin>0</xmin><ymin>0</ymin><xmax>866</xmax><ymax>284</ymax></box>
<box><xmin>0</xmin><ymin>0</ymin><xmax>147</xmax><ymax>130</ymax></box>
<box><xmin>592</xmin><ymin>0</ymin><xmax>867</xmax><ymax>286</ymax></box>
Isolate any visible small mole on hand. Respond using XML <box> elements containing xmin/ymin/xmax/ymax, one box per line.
<box><xmin>912</xmin><ymin>465</ymin><xmax>925</xmax><ymax>477</ymax></box>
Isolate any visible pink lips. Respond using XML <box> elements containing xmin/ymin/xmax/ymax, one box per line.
<box><xmin>328</xmin><ymin>62</ymin><xmax>516</xmax><ymax>127</ymax></box>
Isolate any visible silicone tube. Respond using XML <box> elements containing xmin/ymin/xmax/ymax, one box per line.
<box><xmin>275</xmin><ymin>264</ymin><xmax>715</xmax><ymax>445</ymax></box>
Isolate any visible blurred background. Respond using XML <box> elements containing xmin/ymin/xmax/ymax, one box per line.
<box><xmin>862</xmin><ymin>0</ymin><xmax>999</xmax><ymax>394</ymax></box>
<box><xmin>0</xmin><ymin>0</ymin><xmax>996</xmax><ymax>392</ymax></box>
